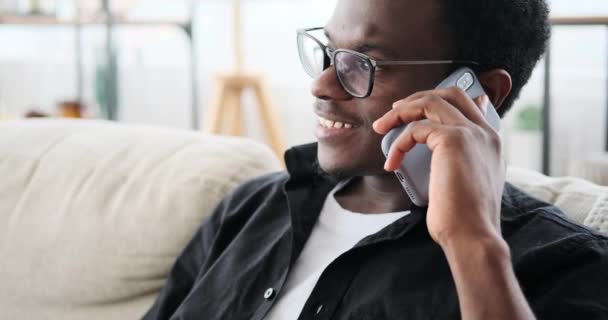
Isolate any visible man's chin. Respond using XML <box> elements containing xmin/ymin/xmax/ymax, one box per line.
<box><xmin>315</xmin><ymin>155</ymin><xmax>386</xmax><ymax>182</ymax></box>
<box><xmin>312</xmin><ymin>155</ymin><xmax>351</xmax><ymax>181</ymax></box>
<box><xmin>316</xmin><ymin>139</ymin><xmax>389</xmax><ymax>179</ymax></box>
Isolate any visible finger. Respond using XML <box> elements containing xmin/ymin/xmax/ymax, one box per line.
<box><xmin>473</xmin><ymin>94</ymin><xmax>490</xmax><ymax>114</ymax></box>
<box><xmin>392</xmin><ymin>88</ymin><xmax>487</xmax><ymax>118</ymax></box>
<box><xmin>374</xmin><ymin>92</ymin><xmax>468</xmax><ymax>135</ymax></box>
<box><xmin>384</xmin><ymin>121</ymin><xmax>452</xmax><ymax>171</ymax></box>
<box><xmin>395</xmin><ymin>87</ymin><xmax>491</xmax><ymax>128</ymax></box>
<box><xmin>390</xmin><ymin>89</ymin><xmax>434</xmax><ymax>106</ymax></box>
<box><xmin>432</xmin><ymin>87</ymin><xmax>488</xmax><ymax>127</ymax></box>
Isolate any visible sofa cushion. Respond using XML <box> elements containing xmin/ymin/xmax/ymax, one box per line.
<box><xmin>507</xmin><ymin>166</ymin><xmax>608</xmax><ymax>235</ymax></box>
<box><xmin>0</xmin><ymin>119</ymin><xmax>281</xmax><ymax>320</ymax></box>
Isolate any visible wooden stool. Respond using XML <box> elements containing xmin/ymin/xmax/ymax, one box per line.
<box><xmin>204</xmin><ymin>73</ymin><xmax>286</xmax><ymax>161</ymax></box>
<box><xmin>203</xmin><ymin>0</ymin><xmax>286</xmax><ymax>164</ymax></box>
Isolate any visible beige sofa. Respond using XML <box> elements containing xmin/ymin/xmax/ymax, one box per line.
<box><xmin>0</xmin><ymin>119</ymin><xmax>606</xmax><ymax>320</ymax></box>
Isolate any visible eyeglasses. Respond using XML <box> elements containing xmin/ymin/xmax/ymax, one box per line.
<box><xmin>297</xmin><ymin>27</ymin><xmax>481</xmax><ymax>98</ymax></box>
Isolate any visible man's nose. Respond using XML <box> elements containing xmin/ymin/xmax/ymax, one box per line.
<box><xmin>310</xmin><ymin>66</ymin><xmax>353</xmax><ymax>101</ymax></box>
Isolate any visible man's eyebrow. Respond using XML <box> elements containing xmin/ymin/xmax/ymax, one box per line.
<box><xmin>323</xmin><ymin>29</ymin><xmax>399</xmax><ymax>58</ymax></box>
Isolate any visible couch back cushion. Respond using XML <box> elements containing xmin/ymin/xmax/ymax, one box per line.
<box><xmin>507</xmin><ymin>167</ymin><xmax>608</xmax><ymax>235</ymax></box>
<box><xmin>0</xmin><ymin>119</ymin><xmax>281</xmax><ymax>320</ymax></box>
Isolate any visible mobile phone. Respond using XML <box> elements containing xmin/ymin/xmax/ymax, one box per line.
<box><xmin>380</xmin><ymin>67</ymin><xmax>501</xmax><ymax>207</ymax></box>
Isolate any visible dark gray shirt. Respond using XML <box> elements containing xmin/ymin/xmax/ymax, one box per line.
<box><xmin>144</xmin><ymin>143</ymin><xmax>608</xmax><ymax>320</ymax></box>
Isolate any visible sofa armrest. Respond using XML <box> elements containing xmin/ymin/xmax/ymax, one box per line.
<box><xmin>0</xmin><ymin>119</ymin><xmax>282</xmax><ymax>320</ymax></box>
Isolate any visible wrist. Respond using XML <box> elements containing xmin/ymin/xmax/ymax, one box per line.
<box><xmin>433</xmin><ymin>207</ymin><xmax>503</xmax><ymax>251</ymax></box>
<box><xmin>440</xmin><ymin>232</ymin><xmax>511</xmax><ymax>265</ymax></box>
<box><xmin>440</xmin><ymin>232</ymin><xmax>533</xmax><ymax>320</ymax></box>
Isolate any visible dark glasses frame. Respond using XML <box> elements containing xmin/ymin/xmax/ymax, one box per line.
<box><xmin>297</xmin><ymin>27</ymin><xmax>481</xmax><ymax>98</ymax></box>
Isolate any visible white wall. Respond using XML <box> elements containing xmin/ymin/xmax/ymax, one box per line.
<box><xmin>503</xmin><ymin>0</ymin><xmax>608</xmax><ymax>174</ymax></box>
<box><xmin>0</xmin><ymin>0</ymin><xmax>607</xmax><ymax>176</ymax></box>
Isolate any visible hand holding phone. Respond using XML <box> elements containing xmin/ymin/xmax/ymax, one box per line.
<box><xmin>380</xmin><ymin>67</ymin><xmax>501</xmax><ymax>207</ymax></box>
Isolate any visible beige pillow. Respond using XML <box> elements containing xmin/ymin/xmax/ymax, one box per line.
<box><xmin>0</xmin><ymin>119</ymin><xmax>281</xmax><ymax>320</ymax></box>
<box><xmin>507</xmin><ymin>166</ymin><xmax>608</xmax><ymax>235</ymax></box>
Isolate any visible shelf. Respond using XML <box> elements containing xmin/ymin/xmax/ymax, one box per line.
<box><xmin>4</xmin><ymin>14</ymin><xmax>607</xmax><ymax>27</ymax></box>
<box><xmin>551</xmin><ymin>16</ymin><xmax>608</xmax><ymax>26</ymax></box>
<box><xmin>0</xmin><ymin>12</ymin><xmax>199</xmax><ymax>129</ymax></box>
<box><xmin>0</xmin><ymin>14</ymin><xmax>188</xmax><ymax>27</ymax></box>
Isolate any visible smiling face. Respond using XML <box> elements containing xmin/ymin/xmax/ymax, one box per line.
<box><xmin>312</xmin><ymin>0</ymin><xmax>453</xmax><ymax>177</ymax></box>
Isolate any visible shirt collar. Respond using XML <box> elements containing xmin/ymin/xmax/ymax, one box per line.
<box><xmin>281</xmin><ymin>142</ymin><xmax>428</xmax><ymax>250</ymax></box>
<box><xmin>280</xmin><ymin>143</ymin><xmax>557</xmax><ymax>249</ymax></box>
<box><xmin>283</xmin><ymin>142</ymin><xmax>323</xmax><ymax>184</ymax></box>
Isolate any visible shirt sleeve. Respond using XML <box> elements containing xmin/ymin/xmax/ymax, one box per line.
<box><xmin>530</xmin><ymin>237</ymin><xmax>608</xmax><ymax>319</ymax></box>
<box><xmin>141</xmin><ymin>197</ymin><xmax>228</xmax><ymax>320</ymax></box>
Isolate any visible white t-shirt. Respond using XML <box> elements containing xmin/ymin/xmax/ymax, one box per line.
<box><xmin>265</xmin><ymin>184</ymin><xmax>410</xmax><ymax>320</ymax></box>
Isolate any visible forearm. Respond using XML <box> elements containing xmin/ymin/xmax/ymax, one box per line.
<box><xmin>441</xmin><ymin>234</ymin><xmax>536</xmax><ymax>320</ymax></box>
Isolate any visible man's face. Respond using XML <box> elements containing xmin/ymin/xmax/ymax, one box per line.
<box><xmin>313</xmin><ymin>0</ymin><xmax>451</xmax><ymax>177</ymax></box>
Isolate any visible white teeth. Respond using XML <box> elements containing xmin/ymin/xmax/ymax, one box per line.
<box><xmin>318</xmin><ymin>117</ymin><xmax>354</xmax><ymax>129</ymax></box>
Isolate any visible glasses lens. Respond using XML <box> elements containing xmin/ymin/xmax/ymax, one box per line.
<box><xmin>334</xmin><ymin>51</ymin><xmax>372</xmax><ymax>97</ymax></box>
<box><xmin>297</xmin><ymin>33</ymin><xmax>326</xmax><ymax>78</ymax></box>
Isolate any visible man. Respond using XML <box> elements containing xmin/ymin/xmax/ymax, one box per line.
<box><xmin>144</xmin><ymin>0</ymin><xmax>608</xmax><ymax>319</ymax></box>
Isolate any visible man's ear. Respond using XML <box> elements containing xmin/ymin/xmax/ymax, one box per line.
<box><xmin>477</xmin><ymin>69</ymin><xmax>512</xmax><ymax>112</ymax></box>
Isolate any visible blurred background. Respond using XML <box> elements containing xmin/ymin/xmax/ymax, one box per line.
<box><xmin>0</xmin><ymin>0</ymin><xmax>606</xmax><ymax>178</ymax></box>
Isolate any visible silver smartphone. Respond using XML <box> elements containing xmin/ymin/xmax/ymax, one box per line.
<box><xmin>380</xmin><ymin>67</ymin><xmax>501</xmax><ymax>207</ymax></box>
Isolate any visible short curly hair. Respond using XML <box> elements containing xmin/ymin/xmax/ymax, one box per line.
<box><xmin>439</xmin><ymin>0</ymin><xmax>551</xmax><ymax>116</ymax></box>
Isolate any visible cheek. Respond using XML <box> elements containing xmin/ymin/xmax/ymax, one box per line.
<box><xmin>373</xmin><ymin>69</ymin><xmax>442</xmax><ymax>102</ymax></box>
<box><xmin>369</xmin><ymin>76</ymin><xmax>414</xmax><ymax>109</ymax></box>
<box><xmin>360</xmin><ymin>92</ymin><xmax>400</xmax><ymax>125</ymax></box>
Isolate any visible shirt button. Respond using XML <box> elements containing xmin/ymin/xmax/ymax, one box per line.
<box><xmin>316</xmin><ymin>304</ymin><xmax>324</xmax><ymax>315</ymax></box>
<box><xmin>264</xmin><ymin>288</ymin><xmax>275</xmax><ymax>300</ymax></box>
